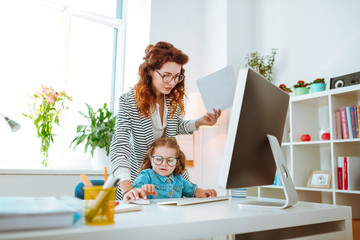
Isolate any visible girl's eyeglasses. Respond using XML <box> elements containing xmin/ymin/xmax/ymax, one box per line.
<box><xmin>152</xmin><ymin>155</ymin><xmax>178</xmax><ymax>167</ymax></box>
<box><xmin>155</xmin><ymin>70</ymin><xmax>184</xmax><ymax>84</ymax></box>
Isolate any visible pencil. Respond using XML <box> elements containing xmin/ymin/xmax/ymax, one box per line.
<box><xmin>80</xmin><ymin>174</ymin><xmax>94</xmax><ymax>188</ymax></box>
<box><xmin>104</xmin><ymin>167</ymin><xmax>108</xmax><ymax>182</ymax></box>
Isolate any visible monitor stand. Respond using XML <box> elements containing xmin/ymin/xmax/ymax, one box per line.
<box><xmin>239</xmin><ymin>134</ymin><xmax>298</xmax><ymax>209</ymax></box>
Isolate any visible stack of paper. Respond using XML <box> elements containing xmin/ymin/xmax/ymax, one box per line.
<box><xmin>0</xmin><ymin>197</ymin><xmax>74</xmax><ymax>232</ymax></box>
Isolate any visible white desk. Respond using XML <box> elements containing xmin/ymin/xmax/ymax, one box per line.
<box><xmin>0</xmin><ymin>197</ymin><xmax>353</xmax><ymax>240</ymax></box>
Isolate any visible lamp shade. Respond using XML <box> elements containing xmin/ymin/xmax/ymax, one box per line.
<box><xmin>2</xmin><ymin>115</ymin><xmax>21</xmax><ymax>132</ymax></box>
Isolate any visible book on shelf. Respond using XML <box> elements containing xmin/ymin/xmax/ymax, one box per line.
<box><xmin>352</xmin><ymin>106</ymin><xmax>359</xmax><ymax>138</ymax></box>
<box><xmin>337</xmin><ymin>156</ymin><xmax>360</xmax><ymax>190</ymax></box>
<box><xmin>357</xmin><ymin>106</ymin><xmax>360</xmax><ymax>138</ymax></box>
<box><xmin>350</xmin><ymin>106</ymin><xmax>357</xmax><ymax>138</ymax></box>
<box><xmin>0</xmin><ymin>196</ymin><xmax>74</xmax><ymax>232</ymax></box>
<box><xmin>337</xmin><ymin>105</ymin><xmax>360</xmax><ymax>139</ymax></box>
<box><xmin>339</xmin><ymin>106</ymin><xmax>349</xmax><ymax>139</ymax></box>
<box><xmin>346</xmin><ymin>106</ymin><xmax>353</xmax><ymax>139</ymax></box>
<box><xmin>335</xmin><ymin>111</ymin><xmax>342</xmax><ymax>139</ymax></box>
<box><xmin>337</xmin><ymin>157</ymin><xmax>343</xmax><ymax>190</ymax></box>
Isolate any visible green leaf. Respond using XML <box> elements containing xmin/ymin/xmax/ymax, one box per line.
<box><xmin>70</xmin><ymin>102</ymin><xmax>116</xmax><ymax>155</ymax></box>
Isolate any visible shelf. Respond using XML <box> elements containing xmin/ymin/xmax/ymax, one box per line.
<box><xmin>333</xmin><ymin>138</ymin><xmax>360</xmax><ymax>143</ymax></box>
<box><xmin>329</xmin><ymin>85</ymin><xmax>360</xmax><ymax>96</ymax></box>
<box><xmin>259</xmin><ymin>85</ymin><xmax>360</xmax><ymax>219</ymax></box>
<box><xmin>292</xmin><ymin>140</ymin><xmax>330</xmax><ymax>145</ymax></box>
<box><xmin>291</xmin><ymin>90</ymin><xmax>329</xmax><ymax>102</ymax></box>
<box><xmin>291</xmin><ymin>139</ymin><xmax>360</xmax><ymax>145</ymax></box>
<box><xmin>260</xmin><ymin>185</ymin><xmax>284</xmax><ymax>189</ymax></box>
<box><xmin>260</xmin><ymin>185</ymin><xmax>338</xmax><ymax>193</ymax></box>
<box><xmin>334</xmin><ymin>189</ymin><xmax>360</xmax><ymax>195</ymax></box>
<box><xmin>295</xmin><ymin>187</ymin><xmax>333</xmax><ymax>192</ymax></box>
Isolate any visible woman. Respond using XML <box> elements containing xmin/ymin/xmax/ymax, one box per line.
<box><xmin>110</xmin><ymin>41</ymin><xmax>221</xmax><ymax>200</ymax></box>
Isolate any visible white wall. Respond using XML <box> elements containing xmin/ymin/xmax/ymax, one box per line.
<box><xmin>251</xmin><ymin>0</ymin><xmax>360</xmax><ymax>88</ymax></box>
<box><xmin>226</xmin><ymin>0</ymin><xmax>253</xmax><ymax>74</ymax></box>
<box><xmin>148</xmin><ymin>0</ymin><xmax>360</xmax><ymax>196</ymax></box>
<box><xmin>150</xmin><ymin>0</ymin><xmax>204</xmax><ymax>93</ymax></box>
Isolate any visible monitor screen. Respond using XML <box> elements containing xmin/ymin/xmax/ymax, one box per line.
<box><xmin>218</xmin><ymin>68</ymin><xmax>289</xmax><ymax>189</ymax></box>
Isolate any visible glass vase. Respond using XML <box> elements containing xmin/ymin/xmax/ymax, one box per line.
<box><xmin>40</xmin><ymin>137</ymin><xmax>51</xmax><ymax>168</ymax></box>
<box><xmin>40</xmin><ymin>149</ymin><xmax>49</xmax><ymax>167</ymax></box>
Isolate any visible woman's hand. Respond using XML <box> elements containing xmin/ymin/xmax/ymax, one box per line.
<box><xmin>194</xmin><ymin>188</ymin><xmax>217</xmax><ymax>198</ymax></box>
<box><xmin>195</xmin><ymin>108</ymin><xmax>221</xmax><ymax>128</ymax></box>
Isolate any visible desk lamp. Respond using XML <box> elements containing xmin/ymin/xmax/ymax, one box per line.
<box><xmin>0</xmin><ymin>113</ymin><xmax>21</xmax><ymax>132</ymax></box>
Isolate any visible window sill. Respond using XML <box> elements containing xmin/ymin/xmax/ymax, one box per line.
<box><xmin>0</xmin><ymin>169</ymin><xmax>105</xmax><ymax>176</ymax></box>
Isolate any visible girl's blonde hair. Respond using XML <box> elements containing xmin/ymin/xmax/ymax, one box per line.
<box><xmin>140</xmin><ymin>137</ymin><xmax>186</xmax><ymax>175</ymax></box>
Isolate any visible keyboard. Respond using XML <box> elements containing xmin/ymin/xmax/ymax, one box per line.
<box><xmin>157</xmin><ymin>196</ymin><xmax>230</xmax><ymax>206</ymax></box>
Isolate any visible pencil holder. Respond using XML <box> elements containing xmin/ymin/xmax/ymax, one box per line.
<box><xmin>84</xmin><ymin>186</ymin><xmax>117</xmax><ymax>225</ymax></box>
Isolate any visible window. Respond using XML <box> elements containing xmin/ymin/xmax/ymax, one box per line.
<box><xmin>0</xmin><ymin>0</ymin><xmax>125</xmax><ymax>169</ymax></box>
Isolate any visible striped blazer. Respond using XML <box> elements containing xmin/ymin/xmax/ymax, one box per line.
<box><xmin>110</xmin><ymin>89</ymin><xmax>194</xmax><ymax>199</ymax></box>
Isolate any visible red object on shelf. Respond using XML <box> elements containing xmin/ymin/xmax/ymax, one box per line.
<box><xmin>301</xmin><ymin>134</ymin><xmax>311</xmax><ymax>141</ymax></box>
<box><xmin>321</xmin><ymin>133</ymin><xmax>330</xmax><ymax>140</ymax></box>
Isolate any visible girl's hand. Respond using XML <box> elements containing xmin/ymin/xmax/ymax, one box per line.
<box><xmin>142</xmin><ymin>184</ymin><xmax>158</xmax><ymax>196</ymax></box>
<box><xmin>195</xmin><ymin>108</ymin><xmax>221</xmax><ymax>128</ymax></box>
<box><xmin>203</xmin><ymin>189</ymin><xmax>217</xmax><ymax>198</ymax></box>
<box><xmin>123</xmin><ymin>188</ymin><xmax>147</xmax><ymax>204</ymax></box>
<box><xmin>194</xmin><ymin>188</ymin><xmax>217</xmax><ymax>198</ymax></box>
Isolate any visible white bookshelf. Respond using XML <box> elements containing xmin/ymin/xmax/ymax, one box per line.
<box><xmin>250</xmin><ymin>85</ymin><xmax>360</xmax><ymax>219</ymax></box>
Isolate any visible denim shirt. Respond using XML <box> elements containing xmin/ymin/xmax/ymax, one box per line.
<box><xmin>132</xmin><ymin>169</ymin><xmax>197</xmax><ymax>199</ymax></box>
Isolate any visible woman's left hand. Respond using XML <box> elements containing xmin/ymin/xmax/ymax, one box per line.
<box><xmin>195</xmin><ymin>108</ymin><xmax>221</xmax><ymax>128</ymax></box>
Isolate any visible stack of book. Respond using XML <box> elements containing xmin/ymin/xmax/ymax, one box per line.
<box><xmin>0</xmin><ymin>197</ymin><xmax>75</xmax><ymax>232</ymax></box>
<box><xmin>335</xmin><ymin>105</ymin><xmax>360</xmax><ymax>139</ymax></box>
<box><xmin>337</xmin><ymin>156</ymin><xmax>360</xmax><ymax>190</ymax></box>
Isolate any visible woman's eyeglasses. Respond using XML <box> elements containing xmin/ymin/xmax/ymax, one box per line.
<box><xmin>152</xmin><ymin>155</ymin><xmax>178</xmax><ymax>167</ymax></box>
<box><xmin>155</xmin><ymin>70</ymin><xmax>184</xmax><ymax>84</ymax></box>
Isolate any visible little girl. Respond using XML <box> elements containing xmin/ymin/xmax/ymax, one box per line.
<box><xmin>123</xmin><ymin>137</ymin><xmax>217</xmax><ymax>202</ymax></box>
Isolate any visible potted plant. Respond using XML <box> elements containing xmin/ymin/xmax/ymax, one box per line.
<box><xmin>245</xmin><ymin>48</ymin><xmax>277</xmax><ymax>82</ymax></box>
<box><xmin>279</xmin><ymin>84</ymin><xmax>292</xmax><ymax>94</ymax></box>
<box><xmin>293</xmin><ymin>80</ymin><xmax>310</xmax><ymax>96</ymax></box>
<box><xmin>70</xmin><ymin>103</ymin><xmax>116</xmax><ymax>170</ymax></box>
<box><xmin>23</xmin><ymin>85</ymin><xmax>72</xmax><ymax>167</ymax></box>
<box><xmin>310</xmin><ymin>78</ymin><xmax>326</xmax><ymax>93</ymax></box>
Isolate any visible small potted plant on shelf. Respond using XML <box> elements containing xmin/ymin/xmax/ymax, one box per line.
<box><xmin>310</xmin><ymin>78</ymin><xmax>326</xmax><ymax>93</ymax></box>
<box><xmin>293</xmin><ymin>80</ymin><xmax>310</xmax><ymax>96</ymax></box>
<box><xmin>70</xmin><ymin>103</ymin><xmax>116</xmax><ymax>170</ymax></box>
<box><xmin>278</xmin><ymin>84</ymin><xmax>292</xmax><ymax>94</ymax></box>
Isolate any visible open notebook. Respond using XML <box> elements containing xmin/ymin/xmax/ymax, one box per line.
<box><xmin>157</xmin><ymin>196</ymin><xmax>230</xmax><ymax>206</ymax></box>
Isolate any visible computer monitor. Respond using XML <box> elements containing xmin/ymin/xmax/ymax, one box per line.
<box><xmin>218</xmin><ymin>68</ymin><xmax>298</xmax><ymax>208</ymax></box>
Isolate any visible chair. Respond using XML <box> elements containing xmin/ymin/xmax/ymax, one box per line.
<box><xmin>74</xmin><ymin>180</ymin><xmax>104</xmax><ymax>199</ymax></box>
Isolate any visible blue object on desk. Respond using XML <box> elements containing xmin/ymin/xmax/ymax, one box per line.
<box><xmin>74</xmin><ymin>180</ymin><xmax>104</xmax><ymax>199</ymax></box>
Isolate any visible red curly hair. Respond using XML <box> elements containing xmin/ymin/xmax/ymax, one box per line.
<box><xmin>139</xmin><ymin>137</ymin><xmax>187</xmax><ymax>176</ymax></box>
<box><xmin>134</xmin><ymin>41</ymin><xmax>189</xmax><ymax>118</ymax></box>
